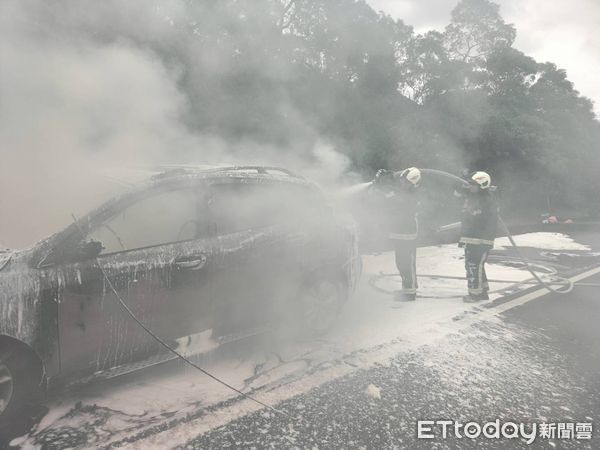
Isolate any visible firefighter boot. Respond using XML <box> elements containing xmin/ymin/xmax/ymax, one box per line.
<box><xmin>463</xmin><ymin>292</ymin><xmax>489</xmax><ymax>303</ymax></box>
<box><xmin>394</xmin><ymin>290</ymin><xmax>416</xmax><ymax>302</ymax></box>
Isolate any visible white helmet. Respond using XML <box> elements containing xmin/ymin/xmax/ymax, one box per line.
<box><xmin>470</xmin><ymin>171</ymin><xmax>491</xmax><ymax>189</ymax></box>
<box><xmin>398</xmin><ymin>167</ymin><xmax>421</xmax><ymax>187</ymax></box>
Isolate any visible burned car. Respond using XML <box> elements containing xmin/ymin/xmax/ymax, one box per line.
<box><xmin>0</xmin><ymin>166</ymin><xmax>360</xmax><ymax>424</ymax></box>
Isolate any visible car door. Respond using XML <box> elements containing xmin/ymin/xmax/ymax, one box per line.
<box><xmin>207</xmin><ymin>181</ymin><xmax>321</xmax><ymax>337</ymax></box>
<box><xmin>57</xmin><ymin>184</ymin><xmax>217</xmax><ymax>376</ymax></box>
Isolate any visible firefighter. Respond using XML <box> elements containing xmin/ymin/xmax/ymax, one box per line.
<box><xmin>373</xmin><ymin>167</ymin><xmax>421</xmax><ymax>302</ymax></box>
<box><xmin>459</xmin><ymin>171</ymin><xmax>498</xmax><ymax>302</ymax></box>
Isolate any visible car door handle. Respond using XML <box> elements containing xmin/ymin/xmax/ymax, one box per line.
<box><xmin>174</xmin><ymin>254</ymin><xmax>208</xmax><ymax>271</ymax></box>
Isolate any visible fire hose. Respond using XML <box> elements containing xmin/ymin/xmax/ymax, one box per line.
<box><xmin>370</xmin><ymin>169</ymin><xmax>575</xmax><ymax>296</ymax></box>
<box><xmin>422</xmin><ymin>169</ymin><xmax>575</xmax><ymax>294</ymax></box>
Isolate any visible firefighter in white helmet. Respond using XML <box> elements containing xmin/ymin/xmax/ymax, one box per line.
<box><xmin>373</xmin><ymin>167</ymin><xmax>421</xmax><ymax>301</ymax></box>
<box><xmin>459</xmin><ymin>171</ymin><xmax>498</xmax><ymax>302</ymax></box>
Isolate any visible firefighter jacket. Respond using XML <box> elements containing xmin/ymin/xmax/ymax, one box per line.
<box><xmin>459</xmin><ymin>191</ymin><xmax>498</xmax><ymax>246</ymax></box>
<box><xmin>371</xmin><ymin>184</ymin><xmax>418</xmax><ymax>241</ymax></box>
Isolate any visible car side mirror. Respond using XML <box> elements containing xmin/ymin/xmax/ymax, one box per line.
<box><xmin>38</xmin><ymin>239</ymin><xmax>104</xmax><ymax>268</ymax></box>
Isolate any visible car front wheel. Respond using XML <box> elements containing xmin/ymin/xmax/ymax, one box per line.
<box><xmin>0</xmin><ymin>347</ymin><xmax>42</xmax><ymax>440</ymax></box>
<box><xmin>0</xmin><ymin>361</ymin><xmax>14</xmax><ymax>417</ymax></box>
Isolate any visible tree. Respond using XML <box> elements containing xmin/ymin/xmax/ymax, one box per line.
<box><xmin>398</xmin><ymin>31</ymin><xmax>470</xmax><ymax>103</ymax></box>
<box><xmin>484</xmin><ymin>47</ymin><xmax>538</xmax><ymax>100</ymax></box>
<box><xmin>444</xmin><ymin>0</ymin><xmax>516</xmax><ymax>66</ymax></box>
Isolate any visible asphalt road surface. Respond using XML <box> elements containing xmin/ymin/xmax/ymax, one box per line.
<box><xmin>178</xmin><ymin>290</ymin><xmax>600</xmax><ymax>448</ymax></box>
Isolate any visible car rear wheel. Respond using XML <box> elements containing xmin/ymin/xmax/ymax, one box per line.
<box><xmin>299</xmin><ymin>275</ymin><xmax>345</xmax><ymax>335</ymax></box>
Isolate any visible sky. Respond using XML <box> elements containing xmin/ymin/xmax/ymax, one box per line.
<box><xmin>367</xmin><ymin>0</ymin><xmax>600</xmax><ymax>115</ymax></box>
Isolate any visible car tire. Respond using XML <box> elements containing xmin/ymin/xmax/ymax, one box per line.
<box><xmin>298</xmin><ymin>270</ymin><xmax>346</xmax><ymax>336</ymax></box>
<box><xmin>0</xmin><ymin>347</ymin><xmax>42</xmax><ymax>440</ymax></box>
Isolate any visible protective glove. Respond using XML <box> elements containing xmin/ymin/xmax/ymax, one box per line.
<box><xmin>373</xmin><ymin>169</ymin><xmax>394</xmax><ymax>187</ymax></box>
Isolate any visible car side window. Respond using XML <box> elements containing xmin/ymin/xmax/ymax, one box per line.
<box><xmin>86</xmin><ymin>187</ymin><xmax>208</xmax><ymax>255</ymax></box>
<box><xmin>209</xmin><ymin>183</ymin><xmax>325</xmax><ymax>234</ymax></box>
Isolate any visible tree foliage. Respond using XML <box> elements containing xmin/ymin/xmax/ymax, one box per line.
<box><xmin>444</xmin><ymin>0</ymin><xmax>516</xmax><ymax>65</ymax></box>
<box><xmin>53</xmin><ymin>0</ymin><xmax>600</xmax><ymax>215</ymax></box>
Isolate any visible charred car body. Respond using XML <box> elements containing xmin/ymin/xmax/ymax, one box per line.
<box><xmin>0</xmin><ymin>166</ymin><xmax>360</xmax><ymax>423</ymax></box>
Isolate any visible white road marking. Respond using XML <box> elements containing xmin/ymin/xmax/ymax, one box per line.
<box><xmin>492</xmin><ymin>265</ymin><xmax>600</xmax><ymax>314</ymax></box>
<box><xmin>132</xmin><ymin>265</ymin><xmax>600</xmax><ymax>449</ymax></box>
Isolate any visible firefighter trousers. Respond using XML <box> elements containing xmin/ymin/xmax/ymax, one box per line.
<box><xmin>393</xmin><ymin>239</ymin><xmax>418</xmax><ymax>294</ymax></box>
<box><xmin>464</xmin><ymin>243</ymin><xmax>491</xmax><ymax>295</ymax></box>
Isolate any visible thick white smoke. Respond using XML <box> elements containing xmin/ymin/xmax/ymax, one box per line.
<box><xmin>0</xmin><ymin>1</ymin><xmax>206</xmax><ymax>247</ymax></box>
<box><xmin>0</xmin><ymin>1</ymin><xmax>352</xmax><ymax>248</ymax></box>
